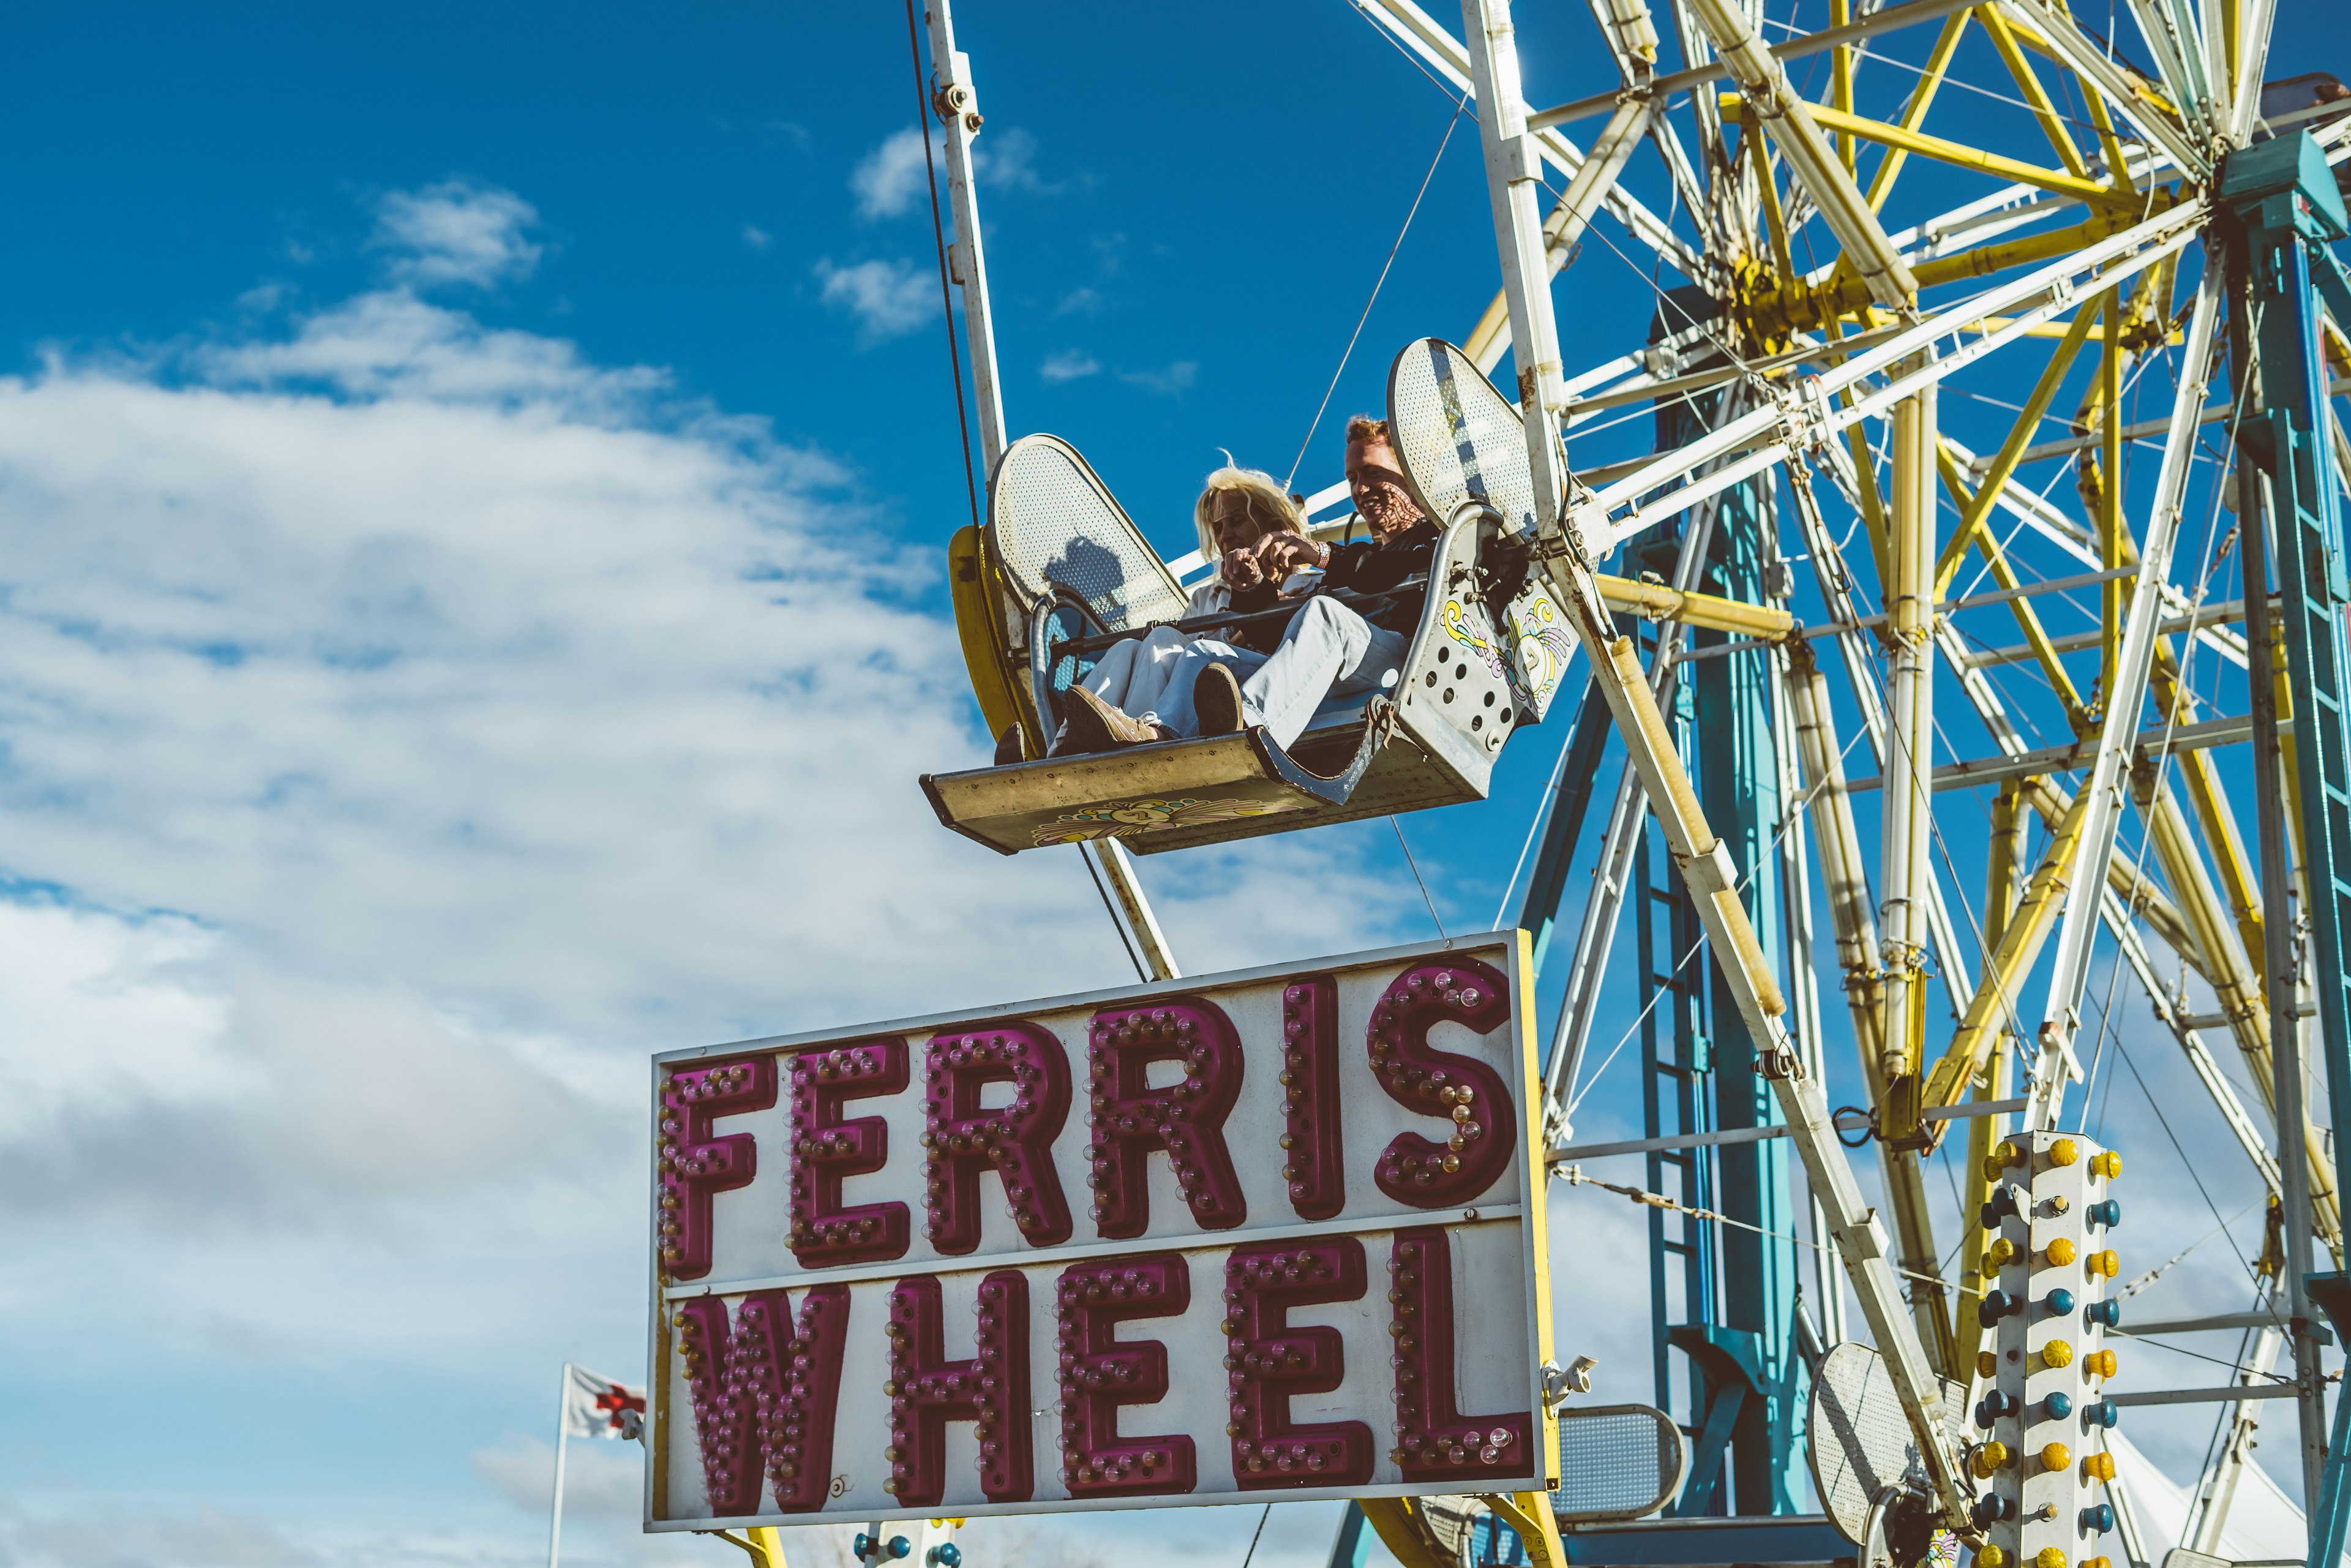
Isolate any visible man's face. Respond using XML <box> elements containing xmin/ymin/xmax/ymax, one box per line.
<box><xmin>1209</xmin><ymin>490</ymin><xmax>1274</xmax><ymax>556</ymax></box>
<box><xmin>1346</xmin><ymin>438</ymin><xmax>1425</xmax><ymax>539</ymax></box>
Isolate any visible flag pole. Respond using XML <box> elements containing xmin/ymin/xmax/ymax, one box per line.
<box><xmin>549</xmin><ymin>1361</ymin><xmax>572</xmax><ymax>1568</ymax></box>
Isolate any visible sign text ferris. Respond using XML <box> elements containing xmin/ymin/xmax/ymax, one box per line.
<box><xmin>645</xmin><ymin>935</ymin><xmax>1557</xmax><ymax>1528</ymax></box>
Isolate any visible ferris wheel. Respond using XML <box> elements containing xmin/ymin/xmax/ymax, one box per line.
<box><xmin>898</xmin><ymin>0</ymin><xmax>2351</xmax><ymax>1560</ymax></box>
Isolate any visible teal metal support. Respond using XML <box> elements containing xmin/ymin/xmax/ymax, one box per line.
<box><xmin>1517</xmin><ymin>677</ymin><xmax>1613</xmax><ymax>978</ymax></box>
<box><xmin>1652</xmin><ymin>362</ymin><xmax>1807</xmax><ymax>1517</ymax></box>
<box><xmin>2221</xmin><ymin>129</ymin><xmax>2351</xmax><ymax>1564</ymax></box>
<box><xmin>1324</xmin><ymin>1504</ymin><xmax>1373</xmax><ymax>1568</ymax></box>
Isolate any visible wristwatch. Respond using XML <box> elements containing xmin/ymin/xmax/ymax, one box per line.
<box><xmin>1314</xmin><ymin>539</ymin><xmax>1332</xmax><ymax>567</ymax></box>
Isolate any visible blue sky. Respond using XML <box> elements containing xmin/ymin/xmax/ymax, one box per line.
<box><xmin>2</xmin><ymin>2</ymin><xmax>2349</xmax><ymax>1565</ymax></box>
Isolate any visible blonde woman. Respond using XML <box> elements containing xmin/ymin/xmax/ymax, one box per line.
<box><xmin>1057</xmin><ymin>464</ymin><xmax>1322</xmax><ymax>752</ymax></box>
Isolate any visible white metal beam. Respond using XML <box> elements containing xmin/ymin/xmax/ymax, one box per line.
<box><xmin>1357</xmin><ymin>0</ymin><xmax>1708</xmax><ymax>280</ymax></box>
<box><xmin>2029</xmin><ymin>263</ymin><xmax>2225</xmax><ymax>1126</ymax></box>
<box><xmin>1681</xmin><ymin>0</ymin><xmax>1918</xmax><ymax>309</ymax></box>
<box><xmin>1459</xmin><ymin>0</ymin><xmax>1971</xmax><ymax>1526</ymax></box>
<box><xmin>1573</xmin><ymin>198</ymin><xmax>2210</xmax><ymax>558</ymax></box>
<box><xmin>923</xmin><ymin>1</ymin><xmax>1179</xmax><ymax>981</ymax></box>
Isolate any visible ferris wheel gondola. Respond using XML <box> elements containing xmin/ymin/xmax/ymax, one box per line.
<box><xmin>922</xmin><ymin>341</ymin><xmax>1580</xmax><ymax>856</ymax></box>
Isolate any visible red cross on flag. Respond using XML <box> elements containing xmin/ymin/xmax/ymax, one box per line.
<box><xmin>561</xmin><ymin>1364</ymin><xmax>647</xmax><ymax>1441</ymax></box>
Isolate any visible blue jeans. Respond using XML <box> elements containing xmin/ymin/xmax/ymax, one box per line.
<box><xmin>1163</xmin><ymin>599</ymin><xmax>1409</xmax><ymax>749</ymax></box>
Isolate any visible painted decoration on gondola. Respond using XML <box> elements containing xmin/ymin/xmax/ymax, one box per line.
<box><xmin>1504</xmin><ymin>591</ymin><xmax>1573</xmax><ymax>715</ymax></box>
<box><xmin>646</xmin><ymin>934</ymin><xmax>1556</xmax><ymax>1528</ymax></box>
<box><xmin>1029</xmin><ymin>793</ymin><xmax>1310</xmax><ymax>847</ymax></box>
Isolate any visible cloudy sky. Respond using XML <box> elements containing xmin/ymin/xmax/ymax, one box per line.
<box><xmin>2</xmin><ymin>1</ymin><xmax>2346</xmax><ymax>1566</ymax></box>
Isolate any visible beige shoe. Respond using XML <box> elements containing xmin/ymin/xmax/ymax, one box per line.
<box><xmin>1061</xmin><ymin>686</ymin><xmax>1161</xmax><ymax>752</ymax></box>
<box><xmin>1193</xmin><ymin>664</ymin><xmax>1245</xmax><ymax>736</ymax></box>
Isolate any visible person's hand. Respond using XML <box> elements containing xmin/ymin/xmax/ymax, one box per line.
<box><xmin>1251</xmin><ymin>534</ymin><xmax>1324</xmax><ymax>578</ymax></box>
<box><xmin>1253</xmin><ymin>535</ymin><xmax>1329</xmax><ymax>596</ymax></box>
<box><xmin>1219</xmin><ymin>546</ymin><xmax>1265</xmax><ymax>590</ymax></box>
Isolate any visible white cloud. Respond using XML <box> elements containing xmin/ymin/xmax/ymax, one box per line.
<box><xmin>0</xmin><ymin>240</ymin><xmax>1421</xmax><ymax>1556</ymax></box>
<box><xmin>1118</xmin><ymin>359</ymin><xmax>1198</xmax><ymax>395</ymax></box>
<box><xmin>742</xmin><ymin>223</ymin><xmax>773</xmax><ymax>250</ymax></box>
<box><xmin>474</xmin><ymin>1433</ymin><xmax>642</xmax><ymax>1518</ymax></box>
<box><xmin>1054</xmin><ymin>287</ymin><xmax>1104</xmax><ymax>317</ymax></box>
<box><xmin>812</xmin><ymin>257</ymin><xmax>938</xmax><ymax>343</ymax></box>
<box><xmin>370</xmin><ymin>179</ymin><xmax>542</xmax><ymax>289</ymax></box>
<box><xmin>977</xmin><ymin>126</ymin><xmax>1050</xmax><ymax>193</ymax></box>
<box><xmin>850</xmin><ymin>127</ymin><xmax>931</xmax><ymax>220</ymax></box>
<box><xmin>852</xmin><ymin>125</ymin><xmax>1054</xmax><ymax>222</ymax></box>
<box><xmin>1040</xmin><ymin>348</ymin><xmax>1101</xmax><ymax>382</ymax></box>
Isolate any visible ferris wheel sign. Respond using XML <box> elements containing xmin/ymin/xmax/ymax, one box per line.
<box><xmin>643</xmin><ymin>933</ymin><xmax>1559</xmax><ymax>1528</ymax></box>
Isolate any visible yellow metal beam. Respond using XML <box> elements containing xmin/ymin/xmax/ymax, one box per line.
<box><xmin>1976</xmin><ymin>4</ymin><xmax>2091</xmax><ymax>179</ymax></box>
<box><xmin>708</xmin><ymin>1528</ymin><xmax>788</xmax><ymax>1568</ymax></box>
<box><xmin>1736</xmin><ymin>96</ymin><xmax>2142</xmax><ymax>211</ymax></box>
<box><xmin>2099</xmin><ymin>287</ymin><xmax>2126</xmax><ymax>707</ymax></box>
<box><xmin>1955</xmin><ymin>781</ymin><xmax>2028</xmax><ymax>1375</ymax></box>
<box><xmin>2081</xmin><ymin>79</ymin><xmax>2136</xmax><ymax>200</ymax></box>
<box><xmin>1758</xmin><ymin>200</ymin><xmax>2177</xmax><ymax>340</ymax></box>
<box><xmin>2131</xmin><ymin>763</ymin><xmax>2346</xmax><ymax>1264</ymax></box>
<box><xmin>1595</xmin><ymin>573</ymin><xmax>1796</xmax><ymax>636</ymax></box>
<box><xmin>1787</xmin><ymin>640</ymin><xmax>1955</xmax><ymax>1371</ymax></box>
<box><xmin>1933</xmin><ymin>442</ymin><xmax>2094</xmax><ymax>730</ymax></box>
<box><xmin>1919</xmin><ymin>789</ymin><xmax>2093</xmax><ymax>1119</ymax></box>
<box><xmin>1360</xmin><ymin>1499</ymin><xmax>1457</xmax><ymax>1568</ymax></box>
<box><xmin>2001</xmin><ymin>10</ymin><xmax>2180</xmax><ymax>122</ymax></box>
<box><xmin>1861</xmin><ymin>9</ymin><xmax>1975</xmax><ymax>212</ymax></box>
<box><xmin>1482</xmin><ymin>1493</ymin><xmax>1570</xmax><ymax>1568</ymax></box>
<box><xmin>2151</xmin><ymin>639</ymin><xmax>2267</xmax><ymax>972</ymax></box>
<box><xmin>1933</xmin><ymin>304</ymin><xmax>2100</xmax><ymax>595</ymax></box>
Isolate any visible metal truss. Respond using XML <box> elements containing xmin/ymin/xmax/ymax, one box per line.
<box><xmin>920</xmin><ymin>0</ymin><xmax>2344</xmax><ymax>1553</ymax></box>
<box><xmin>1431</xmin><ymin>0</ymin><xmax>2344</xmax><ymax>1551</ymax></box>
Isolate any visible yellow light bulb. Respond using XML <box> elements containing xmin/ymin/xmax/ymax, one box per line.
<box><xmin>2042</xmin><ymin>1339</ymin><xmax>2075</xmax><ymax>1368</ymax></box>
<box><xmin>2084</xmin><ymin>1452</ymin><xmax>2117</xmax><ymax>1483</ymax></box>
<box><xmin>2041</xmin><ymin>1441</ymin><xmax>2072</xmax><ymax>1472</ymax></box>
<box><xmin>1995</xmin><ymin>1138</ymin><xmax>2023</xmax><ymax>1168</ymax></box>
<box><xmin>1973</xmin><ymin>1441</ymin><xmax>2010</xmax><ymax>1477</ymax></box>
<box><xmin>1978</xmin><ymin>1350</ymin><xmax>2000</xmax><ymax>1379</ymax></box>
<box><xmin>2038</xmin><ymin>1549</ymin><xmax>2069</xmax><ymax>1568</ymax></box>
<box><xmin>2085</xmin><ymin>1348</ymin><xmax>2117</xmax><ymax>1378</ymax></box>
<box><xmin>2045</xmin><ymin>1237</ymin><xmax>2077</xmax><ymax>1266</ymax></box>
<box><xmin>1980</xmin><ymin>1550</ymin><xmax>2008</xmax><ymax>1568</ymax></box>
<box><xmin>2090</xmin><ymin>1249</ymin><xmax>2119</xmax><ymax>1278</ymax></box>
<box><xmin>2050</xmin><ymin>1137</ymin><xmax>2079</xmax><ymax>1168</ymax></box>
<box><xmin>2084</xmin><ymin>1558</ymin><xmax>2113</xmax><ymax>1568</ymax></box>
<box><xmin>2091</xmin><ymin>1150</ymin><xmax>2122</xmax><ymax>1179</ymax></box>
<box><xmin>1982</xmin><ymin>1154</ymin><xmax>2008</xmax><ymax>1182</ymax></box>
<box><xmin>1989</xmin><ymin>1237</ymin><xmax>2017</xmax><ymax>1269</ymax></box>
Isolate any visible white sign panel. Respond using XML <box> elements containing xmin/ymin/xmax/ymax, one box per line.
<box><xmin>645</xmin><ymin>934</ymin><xmax>1556</xmax><ymax>1528</ymax></box>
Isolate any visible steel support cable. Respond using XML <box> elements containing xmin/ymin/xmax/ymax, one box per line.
<box><xmin>1559</xmin><ymin>1161</ymin><xmax>2283</xmax><ymax>1370</ymax></box>
<box><xmin>1543</xmin><ymin>401</ymin><xmax>1758</xmax><ymax>1119</ymax></box>
<box><xmin>1343</xmin><ymin>0</ymin><xmax>1473</xmax><ymax>112</ymax></box>
<box><xmin>1757</xmin><ymin>18</ymin><xmax>2108</xmax><ymax>132</ymax></box>
<box><xmin>1561</xmin><ymin>729</ymin><xmax>1829</xmax><ymax>1119</ymax></box>
<box><xmin>1285</xmin><ymin>100</ymin><xmax>1466</xmax><ymax>490</ymax></box>
<box><xmin>2113</xmin><ymin>1035</ymin><xmax>2267</xmax><ymax>1289</ymax></box>
<box><xmin>904</xmin><ymin>0</ymin><xmax>981</xmax><ymax>536</ymax></box>
<box><xmin>2050</xmin><ymin>305</ymin><xmax>2278</xmax><ymax>1174</ymax></box>
<box><xmin>2074</xmin><ymin>390</ymin><xmax>2240</xmax><ymax>1127</ymax></box>
<box><xmin>1490</xmin><ymin>721</ymin><xmax>1578</xmax><ymax>929</ymax></box>
<box><xmin>1393</xmin><ymin>818</ymin><xmax>1448</xmax><ymax>939</ymax></box>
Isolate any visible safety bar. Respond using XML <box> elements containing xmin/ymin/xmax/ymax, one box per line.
<box><xmin>1049</xmin><ymin>583</ymin><xmax>1423</xmax><ymax>659</ymax></box>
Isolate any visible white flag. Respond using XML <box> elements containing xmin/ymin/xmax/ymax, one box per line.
<box><xmin>562</xmin><ymin>1364</ymin><xmax>645</xmax><ymax>1441</ymax></box>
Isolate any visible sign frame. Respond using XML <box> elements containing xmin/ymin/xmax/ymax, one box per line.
<box><xmin>643</xmin><ymin>930</ymin><xmax>1557</xmax><ymax>1530</ymax></box>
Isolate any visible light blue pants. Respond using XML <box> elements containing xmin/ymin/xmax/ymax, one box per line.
<box><xmin>1161</xmin><ymin>598</ymin><xmax>1409</xmax><ymax>750</ymax></box>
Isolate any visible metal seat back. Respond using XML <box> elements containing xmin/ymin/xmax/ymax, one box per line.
<box><xmin>1387</xmin><ymin>341</ymin><xmax>1575</xmax><ymax>726</ymax></box>
<box><xmin>1387</xmin><ymin>337</ymin><xmax>1544</xmax><ymax>537</ymax></box>
<box><xmin>987</xmin><ymin>433</ymin><xmax>1190</xmax><ymax>632</ymax></box>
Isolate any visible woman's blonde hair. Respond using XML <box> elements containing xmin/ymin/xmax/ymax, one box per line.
<box><xmin>1192</xmin><ymin>464</ymin><xmax>1307</xmax><ymax>562</ymax></box>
